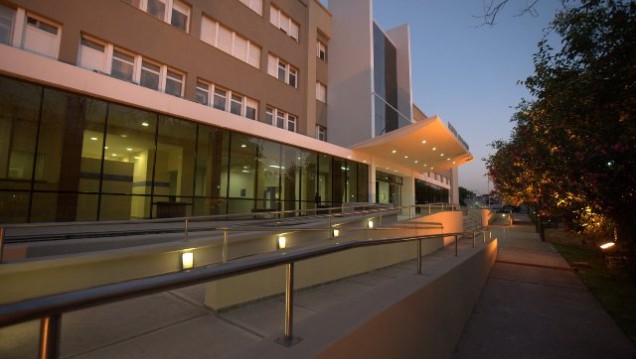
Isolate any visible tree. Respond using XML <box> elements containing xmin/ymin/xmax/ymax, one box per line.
<box><xmin>479</xmin><ymin>0</ymin><xmax>543</xmax><ymax>25</ymax></box>
<box><xmin>459</xmin><ymin>187</ymin><xmax>476</xmax><ymax>207</ymax></box>
<box><xmin>486</xmin><ymin>0</ymin><xmax>636</xmax><ymax>262</ymax></box>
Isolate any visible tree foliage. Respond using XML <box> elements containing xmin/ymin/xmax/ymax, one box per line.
<box><xmin>486</xmin><ymin>0</ymin><xmax>636</xmax><ymax>256</ymax></box>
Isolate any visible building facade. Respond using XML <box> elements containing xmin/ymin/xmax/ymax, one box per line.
<box><xmin>0</xmin><ymin>0</ymin><xmax>471</xmax><ymax>224</ymax></box>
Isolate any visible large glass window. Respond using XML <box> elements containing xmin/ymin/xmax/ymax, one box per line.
<box><xmin>153</xmin><ymin>115</ymin><xmax>196</xmax><ymax>217</ymax></box>
<box><xmin>32</xmin><ymin>89</ymin><xmax>107</xmax><ymax>221</ymax></box>
<box><xmin>0</xmin><ymin>76</ymin><xmax>372</xmax><ymax>222</ymax></box>
<box><xmin>103</xmin><ymin>105</ymin><xmax>157</xmax><ymax>219</ymax></box>
<box><xmin>194</xmin><ymin>126</ymin><xmax>228</xmax><ymax>215</ymax></box>
<box><xmin>254</xmin><ymin>139</ymin><xmax>281</xmax><ymax>211</ymax></box>
<box><xmin>317</xmin><ymin>154</ymin><xmax>332</xmax><ymax>207</ymax></box>
<box><xmin>227</xmin><ymin>133</ymin><xmax>257</xmax><ymax>213</ymax></box>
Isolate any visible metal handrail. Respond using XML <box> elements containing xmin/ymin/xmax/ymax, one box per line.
<box><xmin>0</xmin><ymin>203</ymin><xmax>458</xmax><ymax>261</ymax></box>
<box><xmin>0</xmin><ymin>228</ymin><xmax>490</xmax><ymax>358</ymax></box>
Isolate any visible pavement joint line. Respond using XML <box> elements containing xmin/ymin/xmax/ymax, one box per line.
<box><xmin>63</xmin><ymin>313</ymin><xmax>210</xmax><ymax>359</ymax></box>
<box><xmin>495</xmin><ymin>260</ymin><xmax>572</xmax><ymax>271</ymax></box>
<box><xmin>215</xmin><ymin>312</ymin><xmax>271</xmax><ymax>340</ymax></box>
<box><xmin>489</xmin><ymin>276</ymin><xmax>587</xmax><ymax>291</ymax></box>
<box><xmin>166</xmin><ymin>289</ymin><xmax>212</xmax><ymax>313</ymax></box>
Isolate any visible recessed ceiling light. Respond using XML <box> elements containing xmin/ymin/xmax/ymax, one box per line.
<box><xmin>421</xmin><ymin>140</ymin><xmax>427</xmax><ymax>144</ymax></box>
<box><xmin>121</xmin><ymin>134</ymin><xmax>128</xmax><ymax>138</ymax></box>
<box><xmin>404</xmin><ymin>155</ymin><xmax>408</xmax><ymax>159</ymax></box>
<box><xmin>430</xmin><ymin>167</ymin><xmax>434</xmax><ymax>170</ymax></box>
<box><xmin>414</xmin><ymin>160</ymin><xmax>418</xmax><ymax>164</ymax></box>
<box><xmin>104</xmin><ymin>146</ymin><xmax>109</xmax><ymax>149</ymax></box>
<box><xmin>453</xmin><ymin>161</ymin><xmax>456</xmax><ymax>164</ymax></box>
<box><xmin>447</xmin><ymin>158</ymin><xmax>451</xmax><ymax>161</ymax></box>
<box><xmin>241</xmin><ymin>144</ymin><xmax>246</xmax><ymax>148</ymax></box>
<box><xmin>141</xmin><ymin>122</ymin><xmax>149</xmax><ymax>127</ymax></box>
<box><xmin>90</xmin><ymin>137</ymin><xmax>98</xmax><ymax>141</ymax></box>
<box><xmin>126</xmin><ymin>148</ymin><xmax>133</xmax><ymax>151</ymax></box>
<box><xmin>432</xmin><ymin>147</ymin><xmax>437</xmax><ymax>151</ymax></box>
<box><xmin>391</xmin><ymin>150</ymin><xmax>397</xmax><ymax>154</ymax></box>
<box><xmin>134</xmin><ymin>156</ymin><xmax>141</xmax><ymax>160</ymax></box>
<box><xmin>112</xmin><ymin>153</ymin><xmax>118</xmax><ymax>157</ymax></box>
<box><xmin>440</xmin><ymin>153</ymin><xmax>444</xmax><ymax>157</ymax></box>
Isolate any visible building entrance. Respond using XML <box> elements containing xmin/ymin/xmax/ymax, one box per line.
<box><xmin>375</xmin><ymin>171</ymin><xmax>402</xmax><ymax>207</ymax></box>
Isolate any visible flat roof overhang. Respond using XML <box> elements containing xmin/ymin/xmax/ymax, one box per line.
<box><xmin>351</xmin><ymin>116</ymin><xmax>473</xmax><ymax>172</ymax></box>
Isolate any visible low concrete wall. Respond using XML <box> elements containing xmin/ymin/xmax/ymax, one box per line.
<box><xmin>204</xmin><ymin>212</ymin><xmax>460</xmax><ymax>310</ymax></box>
<box><xmin>228</xmin><ymin>239</ymin><xmax>499</xmax><ymax>359</ymax></box>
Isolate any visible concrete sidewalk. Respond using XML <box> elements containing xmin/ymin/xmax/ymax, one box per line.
<box><xmin>454</xmin><ymin>216</ymin><xmax>635</xmax><ymax>358</ymax></box>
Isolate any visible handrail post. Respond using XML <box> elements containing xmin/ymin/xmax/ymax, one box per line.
<box><xmin>39</xmin><ymin>314</ymin><xmax>62</xmax><ymax>359</ymax></box>
<box><xmin>455</xmin><ymin>235</ymin><xmax>458</xmax><ymax>257</ymax></box>
<box><xmin>222</xmin><ymin>229</ymin><xmax>228</xmax><ymax>264</ymax></box>
<box><xmin>472</xmin><ymin>232</ymin><xmax>476</xmax><ymax>248</ymax></box>
<box><xmin>0</xmin><ymin>226</ymin><xmax>5</xmax><ymax>263</ymax></box>
<box><xmin>483</xmin><ymin>231</ymin><xmax>486</xmax><ymax>244</ymax></box>
<box><xmin>417</xmin><ymin>239</ymin><xmax>422</xmax><ymax>275</ymax></box>
<box><xmin>184</xmin><ymin>219</ymin><xmax>189</xmax><ymax>242</ymax></box>
<box><xmin>276</xmin><ymin>262</ymin><xmax>300</xmax><ymax>346</ymax></box>
<box><xmin>428</xmin><ymin>204</ymin><xmax>431</xmax><ymax>215</ymax></box>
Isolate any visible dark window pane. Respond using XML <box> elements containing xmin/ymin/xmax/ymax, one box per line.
<box><xmin>155</xmin><ymin>115</ymin><xmax>196</xmax><ymax>200</ymax></box>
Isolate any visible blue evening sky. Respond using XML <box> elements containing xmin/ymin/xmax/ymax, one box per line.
<box><xmin>324</xmin><ymin>0</ymin><xmax>563</xmax><ymax>195</ymax></box>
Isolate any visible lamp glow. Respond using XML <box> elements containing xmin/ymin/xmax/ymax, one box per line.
<box><xmin>278</xmin><ymin>236</ymin><xmax>287</xmax><ymax>249</ymax></box>
<box><xmin>333</xmin><ymin>228</ymin><xmax>340</xmax><ymax>237</ymax></box>
<box><xmin>368</xmin><ymin>220</ymin><xmax>374</xmax><ymax>229</ymax></box>
<box><xmin>181</xmin><ymin>252</ymin><xmax>194</xmax><ymax>270</ymax></box>
<box><xmin>600</xmin><ymin>242</ymin><xmax>615</xmax><ymax>250</ymax></box>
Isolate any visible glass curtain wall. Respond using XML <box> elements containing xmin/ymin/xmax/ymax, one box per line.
<box><xmin>0</xmin><ymin>75</ymin><xmax>370</xmax><ymax>223</ymax></box>
<box><xmin>415</xmin><ymin>179</ymin><xmax>449</xmax><ymax>204</ymax></box>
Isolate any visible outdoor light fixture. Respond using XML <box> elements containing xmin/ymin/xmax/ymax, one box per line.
<box><xmin>600</xmin><ymin>242</ymin><xmax>615</xmax><ymax>250</ymax></box>
<box><xmin>368</xmin><ymin>220</ymin><xmax>374</xmax><ymax>229</ymax></box>
<box><xmin>278</xmin><ymin>236</ymin><xmax>287</xmax><ymax>249</ymax></box>
<box><xmin>333</xmin><ymin>228</ymin><xmax>340</xmax><ymax>237</ymax></box>
<box><xmin>181</xmin><ymin>251</ymin><xmax>194</xmax><ymax>270</ymax></box>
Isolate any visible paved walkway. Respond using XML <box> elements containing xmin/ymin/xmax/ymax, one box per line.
<box><xmin>454</xmin><ymin>215</ymin><xmax>635</xmax><ymax>358</ymax></box>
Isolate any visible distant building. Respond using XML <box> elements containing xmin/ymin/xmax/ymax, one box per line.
<box><xmin>0</xmin><ymin>0</ymin><xmax>471</xmax><ymax>223</ymax></box>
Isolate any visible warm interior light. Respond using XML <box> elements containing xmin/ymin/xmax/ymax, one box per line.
<box><xmin>333</xmin><ymin>228</ymin><xmax>340</xmax><ymax>237</ymax></box>
<box><xmin>278</xmin><ymin>236</ymin><xmax>287</xmax><ymax>249</ymax></box>
<box><xmin>391</xmin><ymin>150</ymin><xmax>397</xmax><ymax>154</ymax></box>
<box><xmin>181</xmin><ymin>252</ymin><xmax>194</xmax><ymax>270</ymax></box>
<box><xmin>141</xmin><ymin>122</ymin><xmax>149</xmax><ymax>127</ymax></box>
<box><xmin>600</xmin><ymin>242</ymin><xmax>615</xmax><ymax>250</ymax></box>
<box><xmin>90</xmin><ymin>137</ymin><xmax>98</xmax><ymax>141</ymax></box>
<box><xmin>421</xmin><ymin>140</ymin><xmax>427</xmax><ymax>144</ymax></box>
<box><xmin>368</xmin><ymin>220</ymin><xmax>374</xmax><ymax>229</ymax></box>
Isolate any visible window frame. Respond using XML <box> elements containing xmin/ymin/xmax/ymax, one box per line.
<box><xmin>269</xmin><ymin>5</ymin><xmax>299</xmax><ymax>42</ymax></box>
<box><xmin>197</xmin><ymin>80</ymin><xmax>259</xmax><ymax>120</ymax></box>
<box><xmin>200</xmin><ymin>16</ymin><xmax>261</xmax><ymax>69</ymax></box>
<box><xmin>317</xmin><ymin>40</ymin><xmax>327</xmax><ymax>61</ymax></box>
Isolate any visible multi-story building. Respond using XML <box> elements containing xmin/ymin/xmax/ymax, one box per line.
<box><xmin>0</xmin><ymin>0</ymin><xmax>472</xmax><ymax>224</ymax></box>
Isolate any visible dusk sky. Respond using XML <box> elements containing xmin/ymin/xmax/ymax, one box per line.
<box><xmin>326</xmin><ymin>0</ymin><xmax>563</xmax><ymax>195</ymax></box>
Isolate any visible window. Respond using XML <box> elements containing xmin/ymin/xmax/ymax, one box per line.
<box><xmin>22</xmin><ymin>15</ymin><xmax>61</xmax><ymax>59</ymax></box>
<box><xmin>122</xmin><ymin>0</ymin><xmax>190</xmax><ymax>32</ymax></box>
<box><xmin>239</xmin><ymin>0</ymin><xmax>263</xmax><ymax>15</ymax></box>
<box><xmin>200</xmin><ymin>17</ymin><xmax>261</xmax><ymax>69</ymax></box>
<box><xmin>245</xmin><ymin>98</ymin><xmax>257</xmax><ymax>120</ymax></box>
<box><xmin>267</xmin><ymin>106</ymin><xmax>296</xmax><ymax>132</ymax></box>
<box><xmin>82</xmin><ymin>38</ymin><xmax>185</xmax><ymax>97</ymax></box>
<box><xmin>316</xmin><ymin>82</ymin><xmax>326</xmax><ymax>102</ymax></box>
<box><xmin>140</xmin><ymin>60</ymin><xmax>161</xmax><ymax>90</ymax></box>
<box><xmin>197</xmin><ymin>80</ymin><xmax>259</xmax><ymax>120</ymax></box>
<box><xmin>196</xmin><ymin>81</ymin><xmax>210</xmax><ymax>106</ymax></box>
<box><xmin>213</xmin><ymin>88</ymin><xmax>227</xmax><ymax>110</ymax></box>
<box><xmin>111</xmin><ymin>49</ymin><xmax>135</xmax><ymax>82</ymax></box>
<box><xmin>0</xmin><ymin>4</ymin><xmax>15</xmax><ymax>45</ymax></box>
<box><xmin>230</xmin><ymin>94</ymin><xmax>242</xmax><ymax>115</ymax></box>
<box><xmin>317</xmin><ymin>41</ymin><xmax>327</xmax><ymax>61</ymax></box>
<box><xmin>171</xmin><ymin>0</ymin><xmax>190</xmax><ymax>31</ymax></box>
<box><xmin>79</xmin><ymin>37</ymin><xmax>106</xmax><ymax>72</ymax></box>
<box><xmin>268</xmin><ymin>54</ymin><xmax>298</xmax><ymax>87</ymax></box>
<box><xmin>165</xmin><ymin>69</ymin><xmax>184</xmax><ymax>96</ymax></box>
<box><xmin>269</xmin><ymin>5</ymin><xmax>299</xmax><ymax>41</ymax></box>
<box><xmin>147</xmin><ymin>0</ymin><xmax>166</xmax><ymax>20</ymax></box>
<box><xmin>316</xmin><ymin>125</ymin><xmax>327</xmax><ymax>141</ymax></box>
